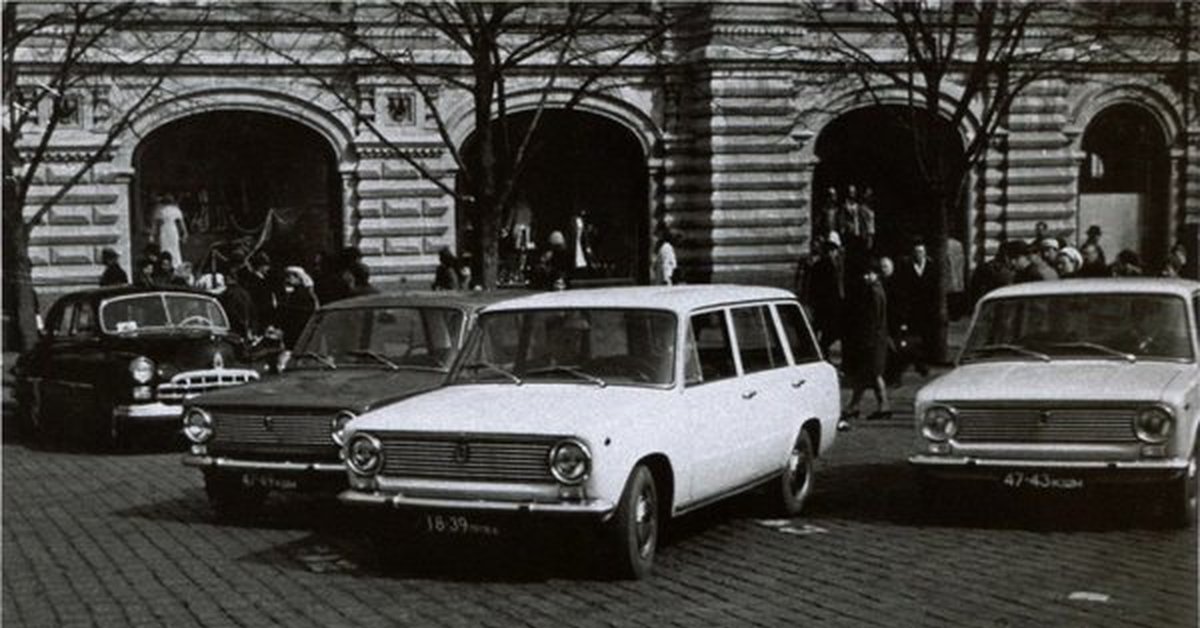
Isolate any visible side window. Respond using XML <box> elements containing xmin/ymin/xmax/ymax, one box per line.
<box><xmin>687</xmin><ymin>310</ymin><xmax>737</xmax><ymax>385</ymax></box>
<box><xmin>777</xmin><ymin>303</ymin><xmax>821</xmax><ymax>364</ymax></box>
<box><xmin>72</xmin><ymin>302</ymin><xmax>96</xmax><ymax>336</ymax></box>
<box><xmin>731</xmin><ymin>305</ymin><xmax>786</xmax><ymax>374</ymax></box>
<box><xmin>54</xmin><ymin>302</ymin><xmax>76</xmax><ymax>337</ymax></box>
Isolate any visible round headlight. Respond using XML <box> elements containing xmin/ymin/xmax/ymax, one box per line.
<box><xmin>129</xmin><ymin>356</ymin><xmax>155</xmax><ymax>384</ymax></box>
<box><xmin>183</xmin><ymin>407</ymin><xmax>213</xmax><ymax>443</ymax></box>
<box><xmin>1135</xmin><ymin>406</ymin><xmax>1173</xmax><ymax>444</ymax></box>
<box><xmin>921</xmin><ymin>406</ymin><xmax>958</xmax><ymax>442</ymax></box>
<box><xmin>331</xmin><ymin>410</ymin><xmax>356</xmax><ymax>446</ymax></box>
<box><xmin>548</xmin><ymin>438</ymin><xmax>591</xmax><ymax>485</ymax></box>
<box><xmin>346</xmin><ymin>433</ymin><xmax>383</xmax><ymax>476</ymax></box>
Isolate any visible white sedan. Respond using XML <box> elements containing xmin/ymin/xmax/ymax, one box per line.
<box><xmin>338</xmin><ymin>285</ymin><xmax>841</xmax><ymax>578</ymax></box>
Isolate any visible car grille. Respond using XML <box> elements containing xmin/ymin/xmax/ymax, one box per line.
<box><xmin>157</xmin><ymin>369</ymin><xmax>259</xmax><ymax>403</ymax></box>
<box><xmin>378</xmin><ymin>433</ymin><xmax>556</xmax><ymax>482</ymax></box>
<box><xmin>954</xmin><ymin>406</ymin><xmax>1137</xmax><ymax>443</ymax></box>
<box><xmin>209</xmin><ymin>409</ymin><xmax>335</xmax><ymax>457</ymax></box>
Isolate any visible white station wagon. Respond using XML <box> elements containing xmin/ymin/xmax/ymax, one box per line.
<box><xmin>339</xmin><ymin>285</ymin><xmax>840</xmax><ymax>578</ymax></box>
<box><xmin>911</xmin><ymin>278</ymin><xmax>1200</xmax><ymax>527</ymax></box>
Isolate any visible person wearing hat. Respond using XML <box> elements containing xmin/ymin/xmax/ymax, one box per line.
<box><xmin>1056</xmin><ymin>246</ymin><xmax>1084</xmax><ymax>278</ymax></box>
<box><xmin>99</xmin><ymin>247</ymin><xmax>129</xmax><ymax>286</ymax></box>
<box><xmin>810</xmin><ymin>231</ymin><xmax>846</xmax><ymax>356</ymax></box>
<box><xmin>1013</xmin><ymin>239</ymin><xmax>1058</xmax><ymax>283</ymax></box>
<box><xmin>1083</xmin><ymin>225</ymin><xmax>1107</xmax><ymax>268</ymax></box>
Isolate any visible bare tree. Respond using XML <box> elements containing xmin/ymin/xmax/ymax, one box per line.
<box><xmin>240</xmin><ymin>2</ymin><xmax>681</xmax><ymax>289</ymax></box>
<box><xmin>3</xmin><ymin>2</ymin><xmax>207</xmax><ymax>352</ymax></box>
<box><xmin>806</xmin><ymin>1</ymin><xmax>1085</xmax><ymax>361</ymax></box>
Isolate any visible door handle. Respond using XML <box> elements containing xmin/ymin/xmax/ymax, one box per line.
<box><xmin>742</xmin><ymin>390</ymin><xmax>757</xmax><ymax>400</ymax></box>
<box><xmin>792</xmin><ymin>379</ymin><xmax>807</xmax><ymax>389</ymax></box>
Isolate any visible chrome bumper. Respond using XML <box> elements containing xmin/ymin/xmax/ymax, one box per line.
<box><xmin>339</xmin><ymin>489</ymin><xmax>615</xmax><ymax>518</ymax></box>
<box><xmin>115</xmin><ymin>402</ymin><xmax>181</xmax><ymax>422</ymax></box>
<box><xmin>909</xmin><ymin>455</ymin><xmax>1189</xmax><ymax>481</ymax></box>
<box><xmin>182</xmin><ymin>454</ymin><xmax>344</xmax><ymax>474</ymax></box>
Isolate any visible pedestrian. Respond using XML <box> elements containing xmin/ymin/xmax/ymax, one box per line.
<box><xmin>433</xmin><ymin>247</ymin><xmax>461</xmax><ymax>290</ymax></box>
<box><xmin>1110</xmin><ymin>249</ymin><xmax>1143</xmax><ymax>277</ymax></box>
<box><xmin>969</xmin><ymin>240</ymin><xmax>1016</xmax><ymax>307</ymax></box>
<box><xmin>945</xmin><ymin>236</ymin><xmax>966</xmax><ymax>320</ymax></box>
<box><xmin>810</xmin><ymin>231</ymin><xmax>847</xmax><ymax>356</ymax></box>
<box><xmin>152</xmin><ymin>250</ymin><xmax>177</xmax><ymax>287</ymax></box>
<box><xmin>219</xmin><ymin>267</ymin><xmax>257</xmax><ymax>339</ymax></box>
<box><xmin>1078</xmin><ymin>242</ymin><xmax>1108</xmax><ymax>277</ymax></box>
<box><xmin>819</xmin><ymin>186</ymin><xmax>842</xmax><ymax>238</ymax></box>
<box><xmin>277</xmin><ymin>266</ymin><xmax>318</xmax><ymax>348</ymax></box>
<box><xmin>241</xmin><ymin>251</ymin><xmax>277</xmax><ymax>334</ymax></box>
<box><xmin>1032</xmin><ymin>221</ymin><xmax>1049</xmax><ymax>247</ymax></box>
<box><xmin>349</xmin><ymin>262</ymin><xmax>378</xmax><ymax>296</ymax></box>
<box><xmin>1056</xmin><ymin>246</ymin><xmax>1083</xmax><ymax>278</ymax></box>
<box><xmin>150</xmin><ymin>193</ymin><xmax>187</xmax><ymax>266</ymax></box>
<box><xmin>99</xmin><ymin>247</ymin><xmax>128</xmax><ymax>286</ymax></box>
<box><xmin>1083</xmin><ymin>225</ymin><xmax>1107</xmax><ymax>268</ymax></box>
<box><xmin>1160</xmin><ymin>242</ymin><xmax>1188</xmax><ymax>278</ymax></box>
<box><xmin>1012</xmin><ymin>241</ymin><xmax>1058</xmax><ymax>283</ymax></box>
<box><xmin>842</xmin><ymin>258</ymin><xmax>891</xmax><ymax>430</ymax></box>
<box><xmin>893</xmin><ymin>238</ymin><xmax>937</xmax><ymax>376</ymax></box>
<box><xmin>652</xmin><ymin>223</ymin><xmax>678</xmax><ymax>286</ymax></box>
<box><xmin>133</xmin><ymin>256</ymin><xmax>157</xmax><ymax>287</ymax></box>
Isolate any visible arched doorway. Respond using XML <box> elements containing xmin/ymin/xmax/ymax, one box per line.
<box><xmin>1078</xmin><ymin>103</ymin><xmax>1170</xmax><ymax>268</ymax></box>
<box><xmin>456</xmin><ymin>109</ymin><xmax>650</xmax><ymax>286</ymax></box>
<box><xmin>133</xmin><ymin>111</ymin><xmax>342</xmax><ymax>273</ymax></box>
<box><xmin>812</xmin><ymin>105</ymin><xmax>968</xmax><ymax>262</ymax></box>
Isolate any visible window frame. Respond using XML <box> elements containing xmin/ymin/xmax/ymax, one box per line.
<box><xmin>685</xmin><ymin>306</ymin><xmax>742</xmax><ymax>387</ymax></box>
<box><xmin>773</xmin><ymin>300</ymin><xmax>823</xmax><ymax>365</ymax></box>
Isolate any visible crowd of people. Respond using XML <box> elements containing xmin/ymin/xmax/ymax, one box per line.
<box><xmin>98</xmin><ymin>244</ymin><xmax>377</xmax><ymax>348</ymax></box>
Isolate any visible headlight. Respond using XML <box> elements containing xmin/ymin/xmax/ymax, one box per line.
<box><xmin>548</xmin><ymin>438</ymin><xmax>591</xmax><ymax>485</ymax></box>
<box><xmin>921</xmin><ymin>406</ymin><xmax>958</xmax><ymax>442</ymax></box>
<box><xmin>346</xmin><ymin>433</ymin><xmax>383</xmax><ymax>476</ymax></box>
<box><xmin>129</xmin><ymin>356</ymin><xmax>155</xmax><ymax>384</ymax></box>
<box><xmin>183</xmin><ymin>407</ymin><xmax>213</xmax><ymax>443</ymax></box>
<box><xmin>331</xmin><ymin>410</ymin><xmax>356</xmax><ymax>446</ymax></box>
<box><xmin>1135</xmin><ymin>406</ymin><xmax>1173</xmax><ymax>444</ymax></box>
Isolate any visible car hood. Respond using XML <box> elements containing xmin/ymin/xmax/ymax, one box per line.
<box><xmin>108</xmin><ymin>330</ymin><xmax>247</xmax><ymax>370</ymax></box>
<box><xmin>348</xmin><ymin>383</ymin><xmax>671</xmax><ymax>436</ymax></box>
<box><xmin>920</xmin><ymin>360</ymin><xmax>1191</xmax><ymax>404</ymax></box>
<box><xmin>191</xmin><ymin>367</ymin><xmax>447</xmax><ymax>412</ymax></box>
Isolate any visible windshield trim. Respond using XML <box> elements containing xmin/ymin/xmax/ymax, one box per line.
<box><xmin>959</xmin><ymin>292</ymin><xmax>1196</xmax><ymax>365</ymax></box>
<box><xmin>448</xmin><ymin>306</ymin><xmax>679</xmax><ymax>389</ymax></box>
<box><xmin>99</xmin><ymin>292</ymin><xmax>229</xmax><ymax>334</ymax></box>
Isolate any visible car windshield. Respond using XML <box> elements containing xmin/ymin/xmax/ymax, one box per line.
<box><xmin>451</xmin><ymin>308</ymin><xmax>677</xmax><ymax>387</ymax></box>
<box><xmin>962</xmin><ymin>293</ymin><xmax>1194</xmax><ymax>363</ymax></box>
<box><xmin>292</xmin><ymin>306</ymin><xmax>464</xmax><ymax>370</ymax></box>
<box><xmin>100</xmin><ymin>293</ymin><xmax>229</xmax><ymax>333</ymax></box>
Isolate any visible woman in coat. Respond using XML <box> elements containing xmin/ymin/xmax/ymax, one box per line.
<box><xmin>842</xmin><ymin>258</ymin><xmax>890</xmax><ymax>429</ymax></box>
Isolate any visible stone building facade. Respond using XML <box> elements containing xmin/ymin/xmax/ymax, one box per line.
<box><xmin>9</xmin><ymin>2</ymin><xmax>1199</xmax><ymax>305</ymax></box>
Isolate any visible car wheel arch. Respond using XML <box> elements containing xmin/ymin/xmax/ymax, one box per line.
<box><xmin>801</xmin><ymin>418</ymin><xmax>822</xmax><ymax>457</ymax></box>
<box><xmin>634</xmin><ymin>453</ymin><xmax>675</xmax><ymax>519</ymax></box>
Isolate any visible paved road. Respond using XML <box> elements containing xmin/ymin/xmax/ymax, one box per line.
<box><xmin>4</xmin><ymin>405</ymin><xmax>1196</xmax><ymax>628</ymax></box>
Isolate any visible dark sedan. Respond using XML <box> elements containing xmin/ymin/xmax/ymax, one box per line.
<box><xmin>180</xmin><ymin>290</ymin><xmax>520</xmax><ymax>518</ymax></box>
<box><xmin>12</xmin><ymin>286</ymin><xmax>261</xmax><ymax>449</ymax></box>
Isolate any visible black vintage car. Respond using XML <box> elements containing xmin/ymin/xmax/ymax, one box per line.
<box><xmin>181</xmin><ymin>291</ymin><xmax>518</xmax><ymax>518</ymax></box>
<box><xmin>12</xmin><ymin>286</ymin><xmax>262</xmax><ymax>448</ymax></box>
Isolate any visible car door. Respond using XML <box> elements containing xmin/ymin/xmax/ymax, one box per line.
<box><xmin>729</xmin><ymin>303</ymin><xmax>794</xmax><ymax>475</ymax></box>
<box><xmin>682</xmin><ymin>308</ymin><xmax>757</xmax><ymax>503</ymax></box>
<box><xmin>774</xmin><ymin>301</ymin><xmax>839</xmax><ymax>453</ymax></box>
<box><xmin>40</xmin><ymin>299</ymin><xmax>83</xmax><ymax>428</ymax></box>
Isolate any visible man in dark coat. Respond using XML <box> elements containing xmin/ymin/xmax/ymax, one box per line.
<box><xmin>893</xmin><ymin>238</ymin><xmax>937</xmax><ymax>376</ymax></box>
<box><xmin>809</xmin><ymin>232</ymin><xmax>847</xmax><ymax>356</ymax></box>
<box><xmin>969</xmin><ymin>241</ymin><xmax>1016</xmax><ymax>307</ymax></box>
<box><xmin>219</xmin><ymin>271</ymin><xmax>257</xmax><ymax>340</ymax></box>
<box><xmin>239</xmin><ymin>251</ymin><xmax>276</xmax><ymax>334</ymax></box>
<box><xmin>99</xmin><ymin>248</ymin><xmax>128</xmax><ymax>286</ymax></box>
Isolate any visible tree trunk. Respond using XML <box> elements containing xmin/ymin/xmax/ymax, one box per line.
<box><xmin>471</xmin><ymin>61</ymin><xmax>500</xmax><ymax>290</ymax></box>
<box><xmin>2</xmin><ymin>182</ymin><xmax>39</xmax><ymax>353</ymax></box>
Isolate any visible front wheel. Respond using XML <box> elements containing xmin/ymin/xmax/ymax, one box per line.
<box><xmin>204</xmin><ymin>471</ymin><xmax>267</xmax><ymax>520</ymax></box>
<box><xmin>607</xmin><ymin>465</ymin><xmax>659</xmax><ymax>580</ymax></box>
<box><xmin>1159</xmin><ymin>453</ymin><xmax>1198</xmax><ymax>529</ymax></box>
<box><xmin>771</xmin><ymin>430</ymin><xmax>816</xmax><ymax>516</ymax></box>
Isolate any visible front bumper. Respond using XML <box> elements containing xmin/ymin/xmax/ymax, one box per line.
<box><xmin>115</xmin><ymin>402</ymin><xmax>182</xmax><ymax>422</ymax></box>
<box><xmin>181</xmin><ymin>454</ymin><xmax>344</xmax><ymax>474</ymax></box>
<box><xmin>909</xmin><ymin>455</ymin><xmax>1189</xmax><ymax>483</ymax></box>
<box><xmin>339</xmin><ymin>489</ymin><xmax>615</xmax><ymax>519</ymax></box>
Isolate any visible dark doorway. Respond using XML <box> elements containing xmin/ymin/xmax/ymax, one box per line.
<box><xmin>456</xmin><ymin>110</ymin><xmax>649</xmax><ymax>286</ymax></box>
<box><xmin>1079</xmin><ymin>104</ymin><xmax>1170</xmax><ymax>269</ymax></box>
<box><xmin>812</xmin><ymin>105</ymin><xmax>968</xmax><ymax>261</ymax></box>
<box><xmin>134</xmin><ymin>111</ymin><xmax>341</xmax><ymax>273</ymax></box>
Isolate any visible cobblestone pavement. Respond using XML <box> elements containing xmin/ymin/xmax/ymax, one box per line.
<box><xmin>3</xmin><ymin>390</ymin><xmax>1197</xmax><ymax>627</ymax></box>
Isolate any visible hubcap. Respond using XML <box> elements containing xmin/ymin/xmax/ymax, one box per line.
<box><xmin>634</xmin><ymin>486</ymin><xmax>656</xmax><ymax>558</ymax></box>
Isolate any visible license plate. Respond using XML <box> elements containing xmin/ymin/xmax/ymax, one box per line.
<box><xmin>420</xmin><ymin>513</ymin><xmax>502</xmax><ymax>537</ymax></box>
<box><xmin>241</xmin><ymin>473</ymin><xmax>299</xmax><ymax>491</ymax></box>
<box><xmin>1001</xmin><ymin>471</ymin><xmax>1084</xmax><ymax>490</ymax></box>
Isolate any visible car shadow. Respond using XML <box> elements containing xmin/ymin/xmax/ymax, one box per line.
<box><xmin>114</xmin><ymin>489</ymin><xmax>355</xmax><ymax>531</ymax></box>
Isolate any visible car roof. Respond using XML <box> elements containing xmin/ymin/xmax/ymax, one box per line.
<box><xmin>56</xmin><ymin>285</ymin><xmax>209</xmax><ymax>305</ymax></box>
<box><xmin>483</xmin><ymin>284</ymin><xmax>798</xmax><ymax>313</ymax></box>
<box><xmin>984</xmin><ymin>278</ymin><xmax>1200</xmax><ymax>301</ymax></box>
<box><xmin>320</xmin><ymin>289</ymin><xmax>533</xmax><ymax>312</ymax></box>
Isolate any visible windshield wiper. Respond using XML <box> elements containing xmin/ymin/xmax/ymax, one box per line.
<box><xmin>460</xmin><ymin>361</ymin><xmax>522</xmax><ymax>384</ymax></box>
<box><xmin>1047</xmin><ymin>342</ymin><xmax>1137</xmax><ymax>363</ymax></box>
<box><xmin>345</xmin><ymin>350</ymin><xmax>399</xmax><ymax>370</ymax></box>
<box><xmin>292</xmin><ymin>351</ymin><xmax>337</xmax><ymax>370</ymax></box>
<box><xmin>966</xmin><ymin>344</ymin><xmax>1051</xmax><ymax>362</ymax></box>
<box><xmin>524</xmin><ymin>365</ymin><xmax>608</xmax><ymax>388</ymax></box>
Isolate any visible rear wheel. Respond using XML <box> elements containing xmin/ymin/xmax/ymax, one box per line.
<box><xmin>607</xmin><ymin>465</ymin><xmax>659</xmax><ymax>580</ymax></box>
<box><xmin>204</xmin><ymin>471</ymin><xmax>267</xmax><ymax>520</ymax></box>
<box><xmin>770</xmin><ymin>430</ymin><xmax>815</xmax><ymax>516</ymax></box>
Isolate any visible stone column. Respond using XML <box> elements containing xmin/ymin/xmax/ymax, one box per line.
<box><xmin>339</xmin><ymin>167</ymin><xmax>358</xmax><ymax>249</ymax></box>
